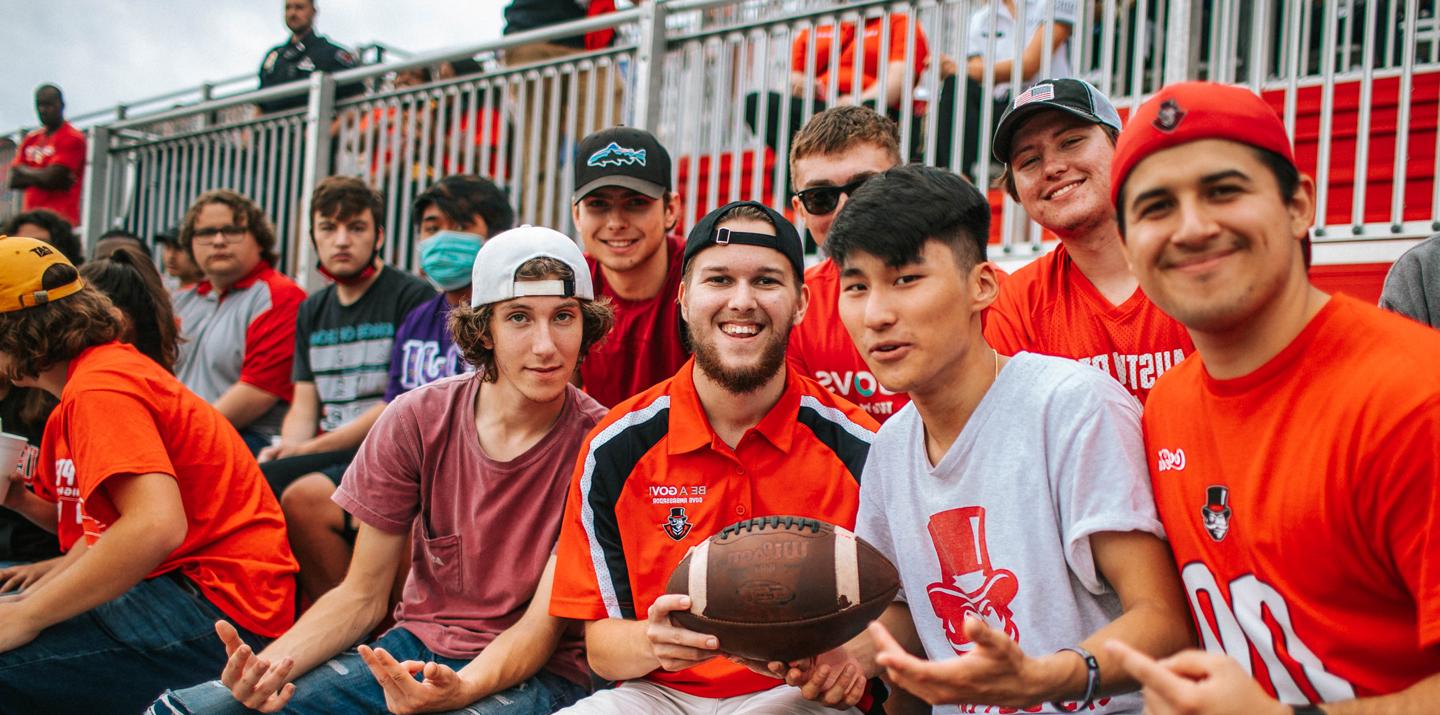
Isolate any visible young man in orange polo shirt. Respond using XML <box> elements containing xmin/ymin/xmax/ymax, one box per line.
<box><xmin>1105</xmin><ymin>82</ymin><xmax>1440</xmax><ymax>714</ymax></box>
<box><xmin>550</xmin><ymin>201</ymin><xmax>880</xmax><ymax>713</ymax></box>
<box><xmin>0</xmin><ymin>236</ymin><xmax>297</xmax><ymax>713</ymax></box>
<box><xmin>985</xmin><ymin>78</ymin><xmax>1192</xmax><ymax>404</ymax></box>
<box><xmin>786</xmin><ymin>106</ymin><xmax>908</xmax><ymax>421</ymax></box>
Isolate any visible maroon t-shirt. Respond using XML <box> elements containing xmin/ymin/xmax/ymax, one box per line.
<box><xmin>580</xmin><ymin>236</ymin><xmax>689</xmax><ymax>407</ymax></box>
<box><xmin>333</xmin><ymin>376</ymin><xmax>606</xmax><ymax>685</ymax></box>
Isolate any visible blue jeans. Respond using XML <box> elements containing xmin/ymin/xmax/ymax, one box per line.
<box><xmin>0</xmin><ymin>572</ymin><xmax>268</xmax><ymax>715</ymax></box>
<box><xmin>150</xmin><ymin>627</ymin><xmax>588</xmax><ymax>715</ymax></box>
<box><xmin>237</xmin><ymin>428</ymin><xmax>273</xmax><ymax>458</ymax></box>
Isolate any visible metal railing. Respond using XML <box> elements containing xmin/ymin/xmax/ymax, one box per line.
<box><xmin>2</xmin><ymin>42</ymin><xmax>402</xmax><ymax>139</ymax></box>
<box><xmin>67</xmin><ymin>0</ymin><xmax>1440</xmax><ymax>285</ymax></box>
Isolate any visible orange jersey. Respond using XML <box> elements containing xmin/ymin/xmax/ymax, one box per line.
<box><xmin>551</xmin><ymin>358</ymin><xmax>878</xmax><ymax>698</ymax></box>
<box><xmin>788</xmin><ymin>259</ymin><xmax>910</xmax><ymax>422</ymax></box>
<box><xmin>1143</xmin><ymin>295</ymin><xmax>1440</xmax><ymax>702</ymax></box>
<box><xmin>791</xmin><ymin>14</ymin><xmax>930</xmax><ymax>102</ymax></box>
<box><xmin>36</xmin><ymin>343</ymin><xmax>298</xmax><ymax>638</ymax></box>
<box><xmin>985</xmin><ymin>243</ymin><xmax>1193</xmax><ymax>403</ymax></box>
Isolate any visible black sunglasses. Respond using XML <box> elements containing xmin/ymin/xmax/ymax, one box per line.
<box><xmin>793</xmin><ymin>174</ymin><xmax>874</xmax><ymax>215</ymax></box>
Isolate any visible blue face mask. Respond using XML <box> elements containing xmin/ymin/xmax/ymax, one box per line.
<box><xmin>419</xmin><ymin>231</ymin><xmax>484</xmax><ymax>291</ymax></box>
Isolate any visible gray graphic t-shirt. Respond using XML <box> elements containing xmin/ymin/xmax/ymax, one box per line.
<box><xmin>856</xmin><ymin>352</ymin><xmax>1162</xmax><ymax>714</ymax></box>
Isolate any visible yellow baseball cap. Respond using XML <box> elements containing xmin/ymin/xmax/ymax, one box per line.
<box><xmin>0</xmin><ymin>235</ymin><xmax>85</xmax><ymax>313</ymax></box>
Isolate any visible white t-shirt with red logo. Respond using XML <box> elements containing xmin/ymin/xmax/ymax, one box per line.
<box><xmin>855</xmin><ymin>352</ymin><xmax>1161</xmax><ymax>714</ymax></box>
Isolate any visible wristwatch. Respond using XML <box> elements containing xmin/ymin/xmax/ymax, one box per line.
<box><xmin>1291</xmin><ymin>706</ymin><xmax>1327</xmax><ymax>715</ymax></box>
<box><xmin>1050</xmin><ymin>646</ymin><xmax>1100</xmax><ymax>712</ymax></box>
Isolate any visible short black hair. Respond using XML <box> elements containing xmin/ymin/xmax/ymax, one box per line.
<box><xmin>413</xmin><ymin>175</ymin><xmax>515</xmax><ymax>237</ymax></box>
<box><xmin>5</xmin><ymin>208</ymin><xmax>83</xmax><ymax>266</ymax></box>
<box><xmin>35</xmin><ymin>84</ymin><xmax>62</xmax><ymax>101</ymax></box>
<box><xmin>99</xmin><ymin>228</ymin><xmax>141</xmax><ymax>242</ymax></box>
<box><xmin>827</xmin><ymin>164</ymin><xmax>990</xmax><ymax>270</ymax></box>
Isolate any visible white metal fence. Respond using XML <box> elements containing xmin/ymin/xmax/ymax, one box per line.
<box><xmin>55</xmin><ymin>0</ymin><xmax>1440</xmax><ymax>281</ymax></box>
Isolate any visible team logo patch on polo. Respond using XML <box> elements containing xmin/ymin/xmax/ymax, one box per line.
<box><xmin>1156</xmin><ymin>447</ymin><xmax>1186</xmax><ymax>472</ymax></box>
<box><xmin>662</xmin><ymin>506</ymin><xmax>694</xmax><ymax>541</ymax></box>
<box><xmin>587</xmin><ymin>142</ymin><xmax>647</xmax><ymax>168</ymax></box>
<box><xmin>1201</xmin><ymin>485</ymin><xmax>1232</xmax><ymax>542</ymax></box>
<box><xmin>1154</xmin><ymin>98</ymin><xmax>1186</xmax><ymax>132</ymax></box>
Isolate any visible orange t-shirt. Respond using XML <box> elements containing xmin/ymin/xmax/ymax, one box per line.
<box><xmin>1143</xmin><ymin>295</ymin><xmax>1440</xmax><ymax>702</ymax></box>
<box><xmin>788</xmin><ymin>258</ymin><xmax>910</xmax><ymax>422</ymax></box>
<box><xmin>35</xmin><ymin>343</ymin><xmax>298</xmax><ymax>638</ymax></box>
<box><xmin>985</xmin><ymin>243</ymin><xmax>1194</xmax><ymax>403</ymax></box>
<box><xmin>791</xmin><ymin>14</ymin><xmax>930</xmax><ymax>103</ymax></box>
<box><xmin>550</xmin><ymin>359</ymin><xmax>878</xmax><ymax>698</ymax></box>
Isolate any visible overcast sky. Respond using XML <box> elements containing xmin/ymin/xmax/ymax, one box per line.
<box><xmin>2</xmin><ymin>0</ymin><xmax>508</xmax><ymax>134</ymax></box>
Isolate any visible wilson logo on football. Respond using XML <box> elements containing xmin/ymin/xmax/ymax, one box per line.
<box><xmin>1157</xmin><ymin>448</ymin><xmax>1187</xmax><ymax>472</ymax></box>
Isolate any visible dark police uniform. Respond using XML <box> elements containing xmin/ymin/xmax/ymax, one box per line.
<box><xmin>257</xmin><ymin>29</ymin><xmax>359</xmax><ymax>112</ymax></box>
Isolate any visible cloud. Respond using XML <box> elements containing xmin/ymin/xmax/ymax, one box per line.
<box><xmin>2</xmin><ymin>0</ymin><xmax>505</xmax><ymax>133</ymax></box>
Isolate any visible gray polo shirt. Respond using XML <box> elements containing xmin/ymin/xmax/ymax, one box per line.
<box><xmin>174</xmin><ymin>262</ymin><xmax>307</xmax><ymax>436</ymax></box>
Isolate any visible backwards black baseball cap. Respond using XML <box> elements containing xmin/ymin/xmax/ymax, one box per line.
<box><xmin>153</xmin><ymin>225</ymin><xmax>182</xmax><ymax>247</ymax></box>
<box><xmin>683</xmin><ymin>201</ymin><xmax>805</xmax><ymax>282</ymax></box>
<box><xmin>573</xmin><ymin>126</ymin><xmax>672</xmax><ymax>203</ymax></box>
<box><xmin>992</xmin><ymin>78</ymin><xmax>1124</xmax><ymax>163</ymax></box>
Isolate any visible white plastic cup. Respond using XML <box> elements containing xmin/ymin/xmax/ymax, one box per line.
<box><xmin>0</xmin><ymin>432</ymin><xmax>29</xmax><ymax>504</ymax></box>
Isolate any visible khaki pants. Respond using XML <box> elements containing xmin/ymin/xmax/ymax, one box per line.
<box><xmin>555</xmin><ymin>680</ymin><xmax>865</xmax><ymax>715</ymax></box>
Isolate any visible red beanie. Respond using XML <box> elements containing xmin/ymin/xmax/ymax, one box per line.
<box><xmin>1110</xmin><ymin>81</ymin><xmax>1295</xmax><ymax>207</ymax></box>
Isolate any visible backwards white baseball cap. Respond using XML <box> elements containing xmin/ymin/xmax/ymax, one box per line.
<box><xmin>469</xmin><ymin>225</ymin><xmax>595</xmax><ymax>308</ymax></box>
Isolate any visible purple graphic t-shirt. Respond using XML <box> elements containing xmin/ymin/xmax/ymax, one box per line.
<box><xmin>385</xmin><ymin>293</ymin><xmax>472</xmax><ymax>402</ymax></box>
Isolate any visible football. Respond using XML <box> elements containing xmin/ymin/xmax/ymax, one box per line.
<box><xmin>665</xmin><ymin>515</ymin><xmax>901</xmax><ymax>663</ymax></box>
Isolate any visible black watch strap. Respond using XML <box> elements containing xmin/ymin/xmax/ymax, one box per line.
<box><xmin>1051</xmin><ymin>646</ymin><xmax>1100</xmax><ymax>712</ymax></box>
<box><xmin>1292</xmin><ymin>706</ymin><xmax>1327</xmax><ymax>715</ymax></box>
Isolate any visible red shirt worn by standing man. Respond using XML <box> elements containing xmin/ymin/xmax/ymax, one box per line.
<box><xmin>12</xmin><ymin>121</ymin><xmax>86</xmax><ymax>225</ymax></box>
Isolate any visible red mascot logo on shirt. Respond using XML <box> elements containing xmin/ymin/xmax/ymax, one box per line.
<box><xmin>926</xmin><ymin>506</ymin><xmax>1021</xmax><ymax>654</ymax></box>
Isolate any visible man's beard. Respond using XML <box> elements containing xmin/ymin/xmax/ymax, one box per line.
<box><xmin>691</xmin><ymin>320</ymin><xmax>791</xmax><ymax>394</ymax></box>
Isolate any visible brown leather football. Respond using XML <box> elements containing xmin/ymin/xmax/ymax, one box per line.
<box><xmin>665</xmin><ymin>515</ymin><xmax>900</xmax><ymax>663</ymax></box>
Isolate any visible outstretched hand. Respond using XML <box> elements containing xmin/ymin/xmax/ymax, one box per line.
<box><xmin>358</xmin><ymin>644</ymin><xmax>476</xmax><ymax>715</ymax></box>
<box><xmin>870</xmin><ymin>616</ymin><xmax>1063</xmax><ymax>708</ymax></box>
<box><xmin>1106</xmin><ymin>640</ymin><xmax>1290</xmax><ymax>715</ymax></box>
<box><xmin>216</xmin><ymin>620</ymin><xmax>296</xmax><ymax>713</ymax></box>
<box><xmin>0</xmin><ymin>559</ymin><xmax>56</xmax><ymax>595</ymax></box>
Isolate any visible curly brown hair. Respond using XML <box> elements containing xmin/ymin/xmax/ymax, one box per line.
<box><xmin>448</xmin><ymin>257</ymin><xmax>614</xmax><ymax>383</ymax></box>
<box><xmin>179</xmin><ymin>190</ymin><xmax>280</xmax><ymax>267</ymax></box>
<box><xmin>0</xmin><ymin>264</ymin><xmax>122</xmax><ymax>382</ymax></box>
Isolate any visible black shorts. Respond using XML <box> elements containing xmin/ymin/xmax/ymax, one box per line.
<box><xmin>261</xmin><ymin>448</ymin><xmax>361</xmax><ymax>542</ymax></box>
